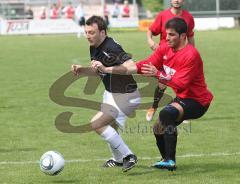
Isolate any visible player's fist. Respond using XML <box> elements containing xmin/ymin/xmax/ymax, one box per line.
<box><xmin>71</xmin><ymin>64</ymin><xmax>82</xmax><ymax>76</ymax></box>
<box><xmin>148</xmin><ymin>39</ymin><xmax>158</xmax><ymax>51</ymax></box>
<box><xmin>91</xmin><ymin>60</ymin><xmax>105</xmax><ymax>73</ymax></box>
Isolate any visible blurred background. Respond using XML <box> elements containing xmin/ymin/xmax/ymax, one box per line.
<box><xmin>0</xmin><ymin>0</ymin><xmax>240</xmax><ymax>35</ymax></box>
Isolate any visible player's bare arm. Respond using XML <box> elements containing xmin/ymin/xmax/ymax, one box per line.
<box><xmin>91</xmin><ymin>59</ymin><xmax>137</xmax><ymax>75</ymax></box>
<box><xmin>71</xmin><ymin>64</ymin><xmax>98</xmax><ymax>76</ymax></box>
<box><xmin>147</xmin><ymin>29</ymin><xmax>158</xmax><ymax>51</ymax></box>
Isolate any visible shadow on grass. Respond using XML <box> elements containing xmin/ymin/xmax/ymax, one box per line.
<box><xmin>124</xmin><ymin>161</ymin><xmax>240</xmax><ymax>177</ymax></box>
<box><xmin>51</xmin><ymin>180</ymin><xmax>81</xmax><ymax>183</ymax></box>
<box><xmin>124</xmin><ymin>164</ymin><xmax>172</xmax><ymax>176</ymax></box>
<box><xmin>178</xmin><ymin>162</ymin><xmax>240</xmax><ymax>174</ymax></box>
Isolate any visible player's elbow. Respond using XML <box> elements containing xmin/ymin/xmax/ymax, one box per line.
<box><xmin>171</xmin><ymin>80</ymin><xmax>189</xmax><ymax>91</ymax></box>
<box><xmin>123</xmin><ymin>60</ymin><xmax>137</xmax><ymax>75</ymax></box>
<box><xmin>176</xmin><ymin>83</ymin><xmax>189</xmax><ymax>91</ymax></box>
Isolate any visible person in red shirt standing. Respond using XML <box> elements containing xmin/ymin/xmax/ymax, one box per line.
<box><xmin>40</xmin><ymin>6</ymin><xmax>46</xmax><ymax>19</ymax></box>
<box><xmin>91</xmin><ymin>17</ymin><xmax>213</xmax><ymax>171</ymax></box>
<box><xmin>50</xmin><ymin>3</ymin><xmax>59</xmax><ymax>19</ymax></box>
<box><xmin>146</xmin><ymin>0</ymin><xmax>195</xmax><ymax>122</ymax></box>
<box><xmin>122</xmin><ymin>0</ymin><xmax>130</xmax><ymax>18</ymax></box>
<box><xmin>62</xmin><ymin>2</ymin><xmax>75</xmax><ymax>19</ymax></box>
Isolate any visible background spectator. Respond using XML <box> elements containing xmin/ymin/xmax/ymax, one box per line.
<box><xmin>50</xmin><ymin>3</ymin><xmax>59</xmax><ymax>19</ymax></box>
<box><xmin>62</xmin><ymin>2</ymin><xmax>75</xmax><ymax>19</ymax></box>
<box><xmin>103</xmin><ymin>3</ymin><xmax>110</xmax><ymax>26</ymax></box>
<box><xmin>112</xmin><ymin>2</ymin><xmax>120</xmax><ymax>18</ymax></box>
<box><xmin>75</xmin><ymin>2</ymin><xmax>85</xmax><ymax>37</ymax></box>
<box><xmin>25</xmin><ymin>6</ymin><xmax>34</xmax><ymax>19</ymax></box>
<box><xmin>40</xmin><ymin>6</ymin><xmax>46</xmax><ymax>19</ymax></box>
<box><xmin>122</xmin><ymin>0</ymin><xmax>130</xmax><ymax>18</ymax></box>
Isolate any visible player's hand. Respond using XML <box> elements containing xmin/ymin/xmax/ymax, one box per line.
<box><xmin>148</xmin><ymin>39</ymin><xmax>158</xmax><ymax>51</ymax></box>
<box><xmin>158</xmin><ymin>82</ymin><xmax>167</xmax><ymax>90</ymax></box>
<box><xmin>91</xmin><ymin>60</ymin><xmax>105</xmax><ymax>73</ymax></box>
<box><xmin>141</xmin><ymin>62</ymin><xmax>158</xmax><ymax>77</ymax></box>
<box><xmin>71</xmin><ymin>64</ymin><xmax>82</xmax><ymax>76</ymax></box>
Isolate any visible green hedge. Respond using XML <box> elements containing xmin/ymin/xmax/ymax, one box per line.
<box><xmin>141</xmin><ymin>0</ymin><xmax>164</xmax><ymax>12</ymax></box>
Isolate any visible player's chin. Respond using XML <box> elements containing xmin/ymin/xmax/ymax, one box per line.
<box><xmin>167</xmin><ymin>42</ymin><xmax>173</xmax><ymax>47</ymax></box>
<box><xmin>172</xmin><ymin>4</ymin><xmax>181</xmax><ymax>8</ymax></box>
<box><xmin>88</xmin><ymin>40</ymin><xmax>94</xmax><ymax>45</ymax></box>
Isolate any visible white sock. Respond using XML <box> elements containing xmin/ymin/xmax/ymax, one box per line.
<box><xmin>101</xmin><ymin>126</ymin><xmax>133</xmax><ymax>158</ymax></box>
<box><xmin>108</xmin><ymin>143</ymin><xmax>123</xmax><ymax>163</ymax></box>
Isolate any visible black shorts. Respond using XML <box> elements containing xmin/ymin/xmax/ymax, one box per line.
<box><xmin>173</xmin><ymin>97</ymin><xmax>209</xmax><ymax>124</ymax></box>
<box><xmin>79</xmin><ymin>17</ymin><xmax>85</xmax><ymax>26</ymax></box>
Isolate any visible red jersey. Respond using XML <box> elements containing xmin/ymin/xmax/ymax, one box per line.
<box><xmin>150</xmin><ymin>9</ymin><xmax>195</xmax><ymax>43</ymax></box>
<box><xmin>50</xmin><ymin>8</ymin><xmax>59</xmax><ymax>19</ymax></box>
<box><xmin>136</xmin><ymin>43</ymin><xmax>213</xmax><ymax>106</ymax></box>
<box><xmin>66</xmin><ymin>6</ymin><xmax>75</xmax><ymax>19</ymax></box>
<box><xmin>122</xmin><ymin>6</ymin><xmax>130</xmax><ymax>17</ymax></box>
<box><xmin>40</xmin><ymin>11</ymin><xmax>46</xmax><ymax>19</ymax></box>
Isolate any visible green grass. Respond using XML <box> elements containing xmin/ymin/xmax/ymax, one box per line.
<box><xmin>0</xmin><ymin>29</ymin><xmax>240</xmax><ymax>183</ymax></box>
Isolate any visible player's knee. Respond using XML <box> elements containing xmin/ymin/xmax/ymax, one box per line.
<box><xmin>91</xmin><ymin>122</ymin><xmax>101</xmax><ymax>132</ymax></box>
<box><xmin>159</xmin><ymin>105</ymin><xmax>179</xmax><ymax>135</ymax></box>
<box><xmin>159</xmin><ymin>105</ymin><xmax>179</xmax><ymax>126</ymax></box>
<box><xmin>153</xmin><ymin>121</ymin><xmax>164</xmax><ymax>135</ymax></box>
<box><xmin>90</xmin><ymin>123</ymin><xmax>96</xmax><ymax>130</ymax></box>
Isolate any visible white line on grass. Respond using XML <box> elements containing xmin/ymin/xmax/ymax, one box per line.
<box><xmin>0</xmin><ymin>152</ymin><xmax>240</xmax><ymax>165</ymax></box>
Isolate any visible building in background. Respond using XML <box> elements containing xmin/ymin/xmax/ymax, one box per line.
<box><xmin>0</xmin><ymin>0</ymin><xmax>239</xmax><ymax>35</ymax></box>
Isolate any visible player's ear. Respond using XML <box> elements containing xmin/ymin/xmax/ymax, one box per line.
<box><xmin>100</xmin><ymin>30</ymin><xmax>106</xmax><ymax>36</ymax></box>
<box><xmin>180</xmin><ymin>33</ymin><xmax>187</xmax><ymax>40</ymax></box>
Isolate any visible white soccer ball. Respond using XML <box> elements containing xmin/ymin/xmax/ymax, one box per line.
<box><xmin>40</xmin><ymin>151</ymin><xmax>65</xmax><ymax>175</ymax></box>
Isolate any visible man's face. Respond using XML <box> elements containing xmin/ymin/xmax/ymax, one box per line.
<box><xmin>85</xmin><ymin>23</ymin><xmax>105</xmax><ymax>47</ymax></box>
<box><xmin>171</xmin><ymin>0</ymin><xmax>184</xmax><ymax>8</ymax></box>
<box><xmin>166</xmin><ymin>28</ymin><xmax>181</xmax><ymax>49</ymax></box>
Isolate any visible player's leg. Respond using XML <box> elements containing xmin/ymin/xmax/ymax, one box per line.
<box><xmin>91</xmin><ymin>111</ymin><xmax>136</xmax><ymax>171</ymax></box>
<box><xmin>106</xmin><ymin>122</ymin><xmax>124</xmax><ymax>166</ymax></box>
<box><xmin>91</xmin><ymin>112</ymin><xmax>133</xmax><ymax>157</ymax></box>
<box><xmin>96</xmin><ymin>90</ymin><xmax>140</xmax><ymax>171</ymax></box>
<box><xmin>152</xmin><ymin>103</ymin><xmax>183</xmax><ymax>170</ymax></box>
<box><xmin>154</xmin><ymin>98</ymin><xmax>209</xmax><ymax>171</ymax></box>
<box><xmin>146</xmin><ymin>84</ymin><xmax>167</xmax><ymax>122</ymax></box>
<box><xmin>152</xmin><ymin>121</ymin><xmax>165</xmax><ymax>166</ymax></box>
<box><xmin>77</xmin><ymin>17</ymin><xmax>85</xmax><ymax>38</ymax></box>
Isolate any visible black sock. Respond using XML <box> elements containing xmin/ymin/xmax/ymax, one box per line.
<box><xmin>164</xmin><ymin>132</ymin><xmax>177</xmax><ymax>162</ymax></box>
<box><xmin>159</xmin><ymin>107</ymin><xmax>179</xmax><ymax>162</ymax></box>
<box><xmin>152</xmin><ymin>86</ymin><xmax>166</xmax><ymax>109</ymax></box>
<box><xmin>153</xmin><ymin>133</ymin><xmax>165</xmax><ymax>159</ymax></box>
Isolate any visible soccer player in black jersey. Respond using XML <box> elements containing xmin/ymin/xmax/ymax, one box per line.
<box><xmin>71</xmin><ymin>16</ymin><xmax>140</xmax><ymax>172</ymax></box>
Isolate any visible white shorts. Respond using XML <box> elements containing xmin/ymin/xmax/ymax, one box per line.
<box><xmin>101</xmin><ymin>90</ymin><xmax>141</xmax><ymax>128</ymax></box>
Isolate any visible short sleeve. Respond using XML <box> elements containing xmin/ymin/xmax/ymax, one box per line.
<box><xmin>149</xmin><ymin>12</ymin><xmax>162</xmax><ymax>36</ymax></box>
<box><xmin>187</xmin><ymin>14</ymin><xmax>195</xmax><ymax>38</ymax></box>
<box><xmin>104</xmin><ymin>42</ymin><xmax>132</xmax><ymax>66</ymax></box>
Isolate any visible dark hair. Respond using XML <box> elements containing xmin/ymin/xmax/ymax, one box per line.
<box><xmin>165</xmin><ymin>17</ymin><xmax>188</xmax><ymax>35</ymax></box>
<box><xmin>86</xmin><ymin>15</ymin><xmax>107</xmax><ymax>33</ymax></box>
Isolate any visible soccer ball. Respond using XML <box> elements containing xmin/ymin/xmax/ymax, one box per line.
<box><xmin>40</xmin><ymin>151</ymin><xmax>65</xmax><ymax>175</ymax></box>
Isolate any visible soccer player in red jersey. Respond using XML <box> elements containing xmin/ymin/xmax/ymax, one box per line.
<box><xmin>148</xmin><ymin>0</ymin><xmax>194</xmax><ymax>50</ymax></box>
<box><xmin>92</xmin><ymin>17</ymin><xmax>213</xmax><ymax>170</ymax></box>
<box><xmin>146</xmin><ymin>0</ymin><xmax>195</xmax><ymax>122</ymax></box>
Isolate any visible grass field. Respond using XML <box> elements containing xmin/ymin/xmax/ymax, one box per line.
<box><xmin>0</xmin><ymin>29</ymin><xmax>240</xmax><ymax>184</ymax></box>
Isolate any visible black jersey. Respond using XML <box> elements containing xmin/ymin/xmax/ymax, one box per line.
<box><xmin>90</xmin><ymin>37</ymin><xmax>137</xmax><ymax>93</ymax></box>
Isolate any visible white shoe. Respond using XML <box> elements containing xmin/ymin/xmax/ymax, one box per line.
<box><xmin>146</xmin><ymin>108</ymin><xmax>157</xmax><ymax>122</ymax></box>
